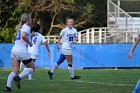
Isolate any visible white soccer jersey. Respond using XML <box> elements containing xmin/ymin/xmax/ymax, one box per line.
<box><xmin>28</xmin><ymin>32</ymin><xmax>46</xmax><ymax>55</ymax></box>
<box><xmin>12</xmin><ymin>24</ymin><xmax>31</xmax><ymax>53</ymax></box>
<box><xmin>60</xmin><ymin>27</ymin><xmax>77</xmax><ymax>49</ymax></box>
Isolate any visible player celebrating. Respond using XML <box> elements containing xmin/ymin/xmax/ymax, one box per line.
<box><xmin>4</xmin><ymin>13</ymin><xmax>34</xmax><ymax>91</ymax></box>
<box><xmin>48</xmin><ymin>18</ymin><xmax>81</xmax><ymax>80</ymax></box>
<box><xmin>128</xmin><ymin>35</ymin><xmax>140</xmax><ymax>93</ymax></box>
<box><xmin>27</xmin><ymin>23</ymin><xmax>50</xmax><ymax>80</ymax></box>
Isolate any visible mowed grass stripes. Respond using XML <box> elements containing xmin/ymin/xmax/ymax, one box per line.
<box><xmin>0</xmin><ymin>68</ymin><xmax>140</xmax><ymax>93</ymax></box>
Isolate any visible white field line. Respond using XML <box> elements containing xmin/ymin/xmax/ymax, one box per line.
<box><xmin>59</xmin><ymin>80</ymin><xmax>134</xmax><ymax>87</ymax></box>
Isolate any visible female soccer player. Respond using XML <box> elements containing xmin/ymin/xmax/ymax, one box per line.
<box><xmin>27</xmin><ymin>23</ymin><xmax>50</xmax><ymax>80</ymax></box>
<box><xmin>48</xmin><ymin>18</ymin><xmax>81</xmax><ymax>80</ymax></box>
<box><xmin>128</xmin><ymin>35</ymin><xmax>140</xmax><ymax>93</ymax></box>
<box><xmin>4</xmin><ymin>13</ymin><xmax>34</xmax><ymax>91</ymax></box>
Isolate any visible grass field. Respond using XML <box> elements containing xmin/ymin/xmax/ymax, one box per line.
<box><xmin>1</xmin><ymin>68</ymin><xmax>140</xmax><ymax>93</ymax></box>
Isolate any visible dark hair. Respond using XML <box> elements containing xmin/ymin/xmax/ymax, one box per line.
<box><xmin>31</xmin><ymin>24</ymin><xmax>40</xmax><ymax>33</ymax></box>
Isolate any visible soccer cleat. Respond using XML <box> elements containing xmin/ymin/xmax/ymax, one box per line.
<box><xmin>48</xmin><ymin>71</ymin><xmax>53</xmax><ymax>80</ymax></box>
<box><xmin>4</xmin><ymin>86</ymin><xmax>11</xmax><ymax>92</ymax></box>
<box><xmin>13</xmin><ymin>76</ymin><xmax>21</xmax><ymax>89</ymax></box>
<box><xmin>71</xmin><ymin>75</ymin><xmax>81</xmax><ymax>80</ymax></box>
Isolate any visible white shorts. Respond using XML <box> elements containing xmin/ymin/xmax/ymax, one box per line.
<box><xmin>11</xmin><ymin>51</ymin><xmax>30</xmax><ymax>61</ymax></box>
<box><xmin>61</xmin><ymin>48</ymin><xmax>72</xmax><ymax>55</ymax></box>
<box><xmin>30</xmin><ymin>54</ymin><xmax>37</xmax><ymax>60</ymax></box>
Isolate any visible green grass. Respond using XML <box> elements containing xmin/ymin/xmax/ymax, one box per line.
<box><xmin>0</xmin><ymin>68</ymin><xmax>140</xmax><ymax>93</ymax></box>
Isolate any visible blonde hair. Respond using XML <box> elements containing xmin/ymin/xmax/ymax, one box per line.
<box><xmin>20</xmin><ymin>13</ymin><xmax>30</xmax><ymax>24</ymax></box>
<box><xmin>66</xmin><ymin>18</ymin><xmax>73</xmax><ymax>23</ymax></box>
<box><xmin>17</xmin><ymin>13</ymin><xmax>30</xmax><ymax>29</ymax></box>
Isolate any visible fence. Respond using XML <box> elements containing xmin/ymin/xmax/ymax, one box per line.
<box><xmin>45</xmin><ymin>27</ymin><xmax>139</xmax><ymax>44</ymax></box>
<box><xmin>1</xmin><ymin>43</ymin><xmax>140</xmax><ymax>68</ymax></box>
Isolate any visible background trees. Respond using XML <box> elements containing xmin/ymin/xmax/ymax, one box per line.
<box><xmin>0</xmin><ymin>0</ymin><xmax>107</xmax><ymax>43</ymax></box>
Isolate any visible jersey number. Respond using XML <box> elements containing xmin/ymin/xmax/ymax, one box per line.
<box><xmin>16</xmin><ymin>30</ymin><xmax>21</xmax><ymax>40</ymax></box>
<box><xmin>69</xmin><ymin>37</ymin><xmax>73</xmax><ymax>41</ymax></box>
<box><xmin>32</xmin><ymin>37</ymin><xmax>37</xmax><ymax>44</ymax></box>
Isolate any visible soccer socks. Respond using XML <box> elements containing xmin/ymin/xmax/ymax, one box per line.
<box><xmin>51</xmin><ymin>63</ymin><xmax>58</xmax><ymax>73</ymax></box>
<box><xmin>24</xmin><ymin>68</ymin><xmax>32</xmax><ymax>80</ymax></box>
<box><xmin>6</xmin><ymin>72</ymin><xmax>16</xmax><ymax>88</ymax></box>
<box><xmin>50</xmin><ymin>54</ymin><xmax>65</xmax><ymax>73</ymax></box>
<box><xmin>133</xmin><ymin>79</ymin><xmax>140</xmax><ymax>93</ymax></box>
<box><xmin>19</xmin><ymin>68</ymin><xmax>33</xmax><ymax>79</ymax></box>
<box><xmin>68</xmin><ymin>65</ymin><xmax>75</xmax><ymax>78</ymax></box>
<box><xmin>28</xmin><ymin>74</ymin><xmax>32</xmax><ymax>80</ymax></box>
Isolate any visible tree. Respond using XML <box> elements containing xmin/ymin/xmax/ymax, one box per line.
<box><xmin>0</xmin><ymin>0</ymin><xmax>23</xmax><ymax>43</ymax></box>
<box><xmin>17</xmin><ymin>0</ymin><xmax>94</xmax><ymax>35</ymax></box>
<box><xmin>0</xmin><ymin>0</ymin><xmax>108</xmax><ymax>43</ymax></box>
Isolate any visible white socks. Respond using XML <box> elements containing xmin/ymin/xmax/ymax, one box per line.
<box><xmin>28</xmin><ymin>74</ymin><xmax>32</xmax><ymax>80</ymax></box>
<box><xmin>68</xmin><ymin>66</ymin><xmax>75</xmax><ymax>78</ymax></box>
<box><xmin>6</xmin><ymin>68</ymin><xmax>33</xmax><ymax>88</ymax></box>
<box><xmin>51</xmin><ymin>63</ymin><xmax>58</xmax><ymax>73</ymax></box>
<box><xmin>6</xmin><ymin>72</ymin><xmax>16</xmax><ymax>88</ymax></box>
<box><xmin>19</xmin><ymin>68</ymin><xmax>33</xmax><ymax>79</ymax></box>
<box><xmin>51</xmin><ymin>63</ymin><xmax>75</xmax><ymax>78</ymax></box>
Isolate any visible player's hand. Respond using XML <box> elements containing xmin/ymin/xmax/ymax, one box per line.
<box><xmin>128</xmin><ymin>52</ymin><xmax>133</xmax><ymax>59</ymax></box>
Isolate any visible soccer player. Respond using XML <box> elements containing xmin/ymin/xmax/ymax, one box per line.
<box><xmin>4</xmin><ymin>13</ymin><xmax>34</xmax><ymax>91</ymax></box>
<box><xmin>128</xmin><ymin>35</ymin><xmax>140</xmax><ymax>93</ymax></box>
<box><xmin>48</xmin><ymin>18</ymin><xmax>81</xmax><ymax>80</ymax></box>
<box><xmin>27</xmin><ymin>23</ymin><xmax>50</xmax><ymax>80</ymax></box>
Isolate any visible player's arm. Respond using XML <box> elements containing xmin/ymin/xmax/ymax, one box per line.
<box><xmin>73</xmin><ymin>36</ymin><xmax>78</xmax><ymax>43</ymax></box>
<box><xmin>43</xmin><ymin>41</ymin><xmax>50</xmax><ymax>58</ymax></box>
<box><xmin>128</xmin><ymin>36</ymin><xmax>140</xmax><ymax>59</ymax></box>
<box><xmin>73</xmin><ymin>30</ymin><xmax>78</xmax><ymax>43</ymax></box>
<box><xmin>57</xmin><ymin>36</ymin><xmax>62</xmax><ymax>51</ymax></box>
<box><xmin>22</xmin><ymin>31</ymin><xmax>32</xmax><ymax>47</ymax></box>
<box><xmin>57</xmin><ymin>36</ymin><xmax>62</xmax><ymax>45</ymax></box>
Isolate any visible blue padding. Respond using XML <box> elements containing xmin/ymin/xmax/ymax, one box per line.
<box><xmin>1</xmin><ymin>43</ymin><xmax>140</xmax><ymax>68</ymax></box>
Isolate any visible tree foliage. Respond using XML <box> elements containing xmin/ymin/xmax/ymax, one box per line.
<box><xmin>0</xmin><ymin>0</ymin><xmax>23</xmax><ymax>43</ymax></box>
<box><xmin>0</xmin><ymin>0</ymin><xmax>107</xmax><ymax>43</ymax></box>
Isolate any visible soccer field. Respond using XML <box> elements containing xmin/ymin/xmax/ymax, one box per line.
<box><xmin>1</xmin><ymin>68</ymin><xmax>140</xmax><ymax>93</ymax></box>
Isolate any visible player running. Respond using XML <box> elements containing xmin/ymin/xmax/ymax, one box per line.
<box><xmin>4</xmin><ymin>13</ymin><xmax>33</xmax><ymax>91</ymax></box>
<box><xmin>27</xmin><ymin>23</ymin><xmax>50</xmax><ymax>80</ymax></box>
<box><xmin>48</xmin><ymin>18</ymin><xmax>81</xmax><ymax>80</ymax></box>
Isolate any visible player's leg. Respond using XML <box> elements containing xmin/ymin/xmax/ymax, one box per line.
<box><xmin>51</xmin><ymin>54</ymin><xmax>65</xmax><ymax>73</ymax></box>
<box><xmin>12</xmin><ymin>52</ymin><xmax>34</xmax><ymax>89</ymax></box>
<box><xmin>28</xmin><ymin>73</ymin><xmax>32</xmax><ymax>80</ymax></box>
<box><xmin>13</xmin><ymin>59</ymin><xmax>35</xmax><ymax>89</ymax></box>
<box><xmin>133</xmin><ymin>79</ymin><xmax>140</xmax><ymax>93</ymax></box>
<box><xmin>65</xmin><ymin>55</ymin><xmax>75</xmax><ymax>79</ymax></box>
<box><xmin>27</xmin><ymin>56</ymin><xmax>36</xmax><ymax>80</ymax></box>
<box><xmin>13</xmin><ymin>58</ymin><xmax>34</xmax><ymax>89</ymax></box>
<box><xmin>19</xmin><ymin>59</ymin><xmax>35</xmax><ymax>79</ymax></box>
<box><xmin>23</xmin><ymin>67</ymin><xmax>32</xmax><ymax>80</ymax></box>
<box><xmin>24</xmin><ymin>54</ymin><xmax>37</xmax><ymax>80</ymax></box>
<box><xmin>4</xmin><ymin>57</ymin><xmax>20</xmax><ymax>91</ymax></box>
<box><xmin>17</xmin><ymin>52</ymin><xmax>35</xmax><ymax>79</ymax></box>
<box><xmin>65</xmin><ymin>50</ymin><xmax>81</xmax><ymax>80</ymax></box>
<box><xmin>48</xmin><ymin>53</ymin><xmax>65</xmax><ymax>80</ymax></box>
<box><xmin>24</xmin><ymin>66</ymin><xmax>33</xmax><ymax>80</ymax></box>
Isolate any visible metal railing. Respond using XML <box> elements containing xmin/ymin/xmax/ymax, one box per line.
<box><xmin>44</xmin><ymin>36</ymin><xmax>59</xmax><ymax>43</ymax></box>
<box><xmin>45</xmin><ymin>27</ymin><xmax>140</xmax><ymax>44</ymax></box>
<box><xmin>107</xmin><ymin>0</ymin><xmax>135</xmax><ymax>31</ymax></box>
